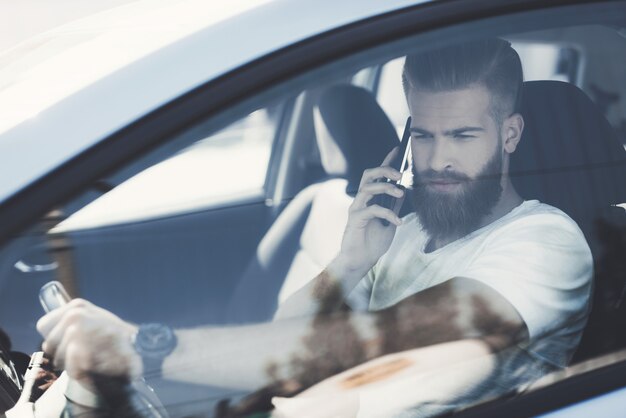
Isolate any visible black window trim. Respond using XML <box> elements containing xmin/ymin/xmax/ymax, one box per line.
<box><xmin>451</xmin><ymin>358</ymin><xmax>626</xmax><ymax>418</ymax></box>
<box><xmin>0</xmin><ymin>0</ymin><xmax>624</xmax><ymax>416</ymax></box>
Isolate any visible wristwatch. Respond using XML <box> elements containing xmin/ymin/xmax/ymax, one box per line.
<box><xmin>132</xmin><ymin>323</ymin><xmax>177</xmax><ymax>380</ymax></box>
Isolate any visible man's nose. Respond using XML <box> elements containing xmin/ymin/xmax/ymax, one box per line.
<box><xmin>428</xmin><ymin>138</ymin><xmax>454</xmax><ymax>172</ymax></box>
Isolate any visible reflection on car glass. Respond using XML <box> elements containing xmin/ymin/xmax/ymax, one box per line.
<box><xmin>3</xmin><ymin>5</ymin><xmax>626</xmax><ymax>417</ymax></box>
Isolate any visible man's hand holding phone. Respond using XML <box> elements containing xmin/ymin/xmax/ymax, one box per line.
<box><xmin>328</xmin><ymin>117</ymin><xmax>412</xmax><ymax>283</ymax></box>
<box><xmin>369</xmin><ymin>117</ymin><xmax>412</xmax><ymax>222</ymax></box>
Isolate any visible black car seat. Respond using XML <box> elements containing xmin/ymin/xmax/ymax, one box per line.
<box><xmin>227</xmin><ymin>85</ymin><xmax>399</xmax><ymax>323</ymax></box>
<box><xmin>510</xmin><ymin>80</ymin><xmax>626</xmax><ymax>362</ymax></box>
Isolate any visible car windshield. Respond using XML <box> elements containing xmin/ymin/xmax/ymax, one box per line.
<box><xmin>0</xmin><ymin>2</ymin><xmax>625</xmax><ymax>418</ymax></box>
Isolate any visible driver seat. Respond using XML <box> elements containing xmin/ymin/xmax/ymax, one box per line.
<box><xmin>510</xmin><ymin>80</ymin><xmax>626</xmax><ymax>362</ymax></box>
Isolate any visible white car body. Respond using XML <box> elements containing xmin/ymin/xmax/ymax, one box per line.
<box><xmin>0</xmin><ymin>0</ymin><xmax>424</xmax><ymax>205</ymax></box>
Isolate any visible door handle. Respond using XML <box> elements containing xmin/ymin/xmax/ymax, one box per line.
<box><xmin>14</xmin><ymin>260</ymin><xmax>58</xmax><ymax>273</ymax></box>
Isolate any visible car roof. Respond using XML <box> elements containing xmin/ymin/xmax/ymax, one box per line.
<box><xmin>0</xmin><ymin>0</ymin><xmax>425</xmax><ymax>205</ymax></box>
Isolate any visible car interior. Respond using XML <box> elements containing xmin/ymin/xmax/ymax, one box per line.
<box><xmin>0</xmin><ymin>5</ymin><xmax>626</xmax><ymax>417</ymax></box>
<box><xmin>227</xmin><ymin>84</ymin><xmax>400</xmax><ymax>324</ymax></box>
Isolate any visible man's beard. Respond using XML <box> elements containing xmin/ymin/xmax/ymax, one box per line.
<box><xmin>410</xmin><ymin>146</ymin><xmax>503</xmax><ymax>242</ymax></box>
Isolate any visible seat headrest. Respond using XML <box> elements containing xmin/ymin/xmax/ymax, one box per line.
<box><xmin>315</xmin><ymin>85</ymin><xmax>399</xmax><ymax>193</ymax></box>
<box><xmin>511</xmin><ymin>81</ymin><xmax>626</xmax><ymax>221</ymax></box>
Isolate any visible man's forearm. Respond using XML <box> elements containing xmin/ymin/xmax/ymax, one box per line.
<box><xmin>162</xmin><ymin>318</ymin><xmax>313</xmax><ymax>390</ymax></box>
<box><xmin>161</xmin><ymin>277</ymin><xmax>527</xmax><ymax>392</ymax></box>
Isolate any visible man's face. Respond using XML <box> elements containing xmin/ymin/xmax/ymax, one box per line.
<box><xmin>407</xmin><ymin>85</ymin><xmax>505</xmax><ymax>240</ymax></box>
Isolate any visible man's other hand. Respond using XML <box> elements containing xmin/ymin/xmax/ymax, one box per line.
<box><xmin>331</xmin><ymin>147</ymin><xmax>405</xmax><ymax>279</ymax></box>
<box><xmin>36</xmin><ymin>299</ymin><xmax>141</xmax><ymax>387</ymax></box>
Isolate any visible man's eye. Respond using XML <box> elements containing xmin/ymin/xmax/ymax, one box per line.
<box><xmin>454</xmin><ymin>134</ymin><xmax>475</xmax><ymax>140</ymax></box>
<box><xmin>412</xmin><ymin>135</ymin><xmax>432</xmax><ymax>142</ymax></box>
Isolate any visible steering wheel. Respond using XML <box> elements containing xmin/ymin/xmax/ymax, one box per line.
<box><xmin>62</xmin><ymin>375</ymin><xmax>169</xmax><ymax>418</ymax></box>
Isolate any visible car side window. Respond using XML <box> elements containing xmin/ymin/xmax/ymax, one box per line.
<box><xmin>61</xmin><ymin>106</ymin><xmax>281</xmax><ymax>230</ymax></box>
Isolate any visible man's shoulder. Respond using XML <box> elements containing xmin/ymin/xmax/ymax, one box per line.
<box><xmin>514</xmin><ymin>199</ymin><xmax>571</xmax><ymax>218</ymax></box>
<box><xmin>501</xmin><ymin>200</ymin><xmax>581</xmax><ymax>230</ymax></box>
<box><xmin>488</xmin><ymin>200</ymin><xmax>589</xmax><ymax>248</ymax></box>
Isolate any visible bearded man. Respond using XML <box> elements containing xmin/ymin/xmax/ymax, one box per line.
<box><xmin>274</xmin><ymin>37</ymin><xmax>593</xmax><ymax>412</ymax></box>
<box><xmin>35</xmin><ymin>38</ymin><xmax>592</xmax><ymax>417</ymax></box>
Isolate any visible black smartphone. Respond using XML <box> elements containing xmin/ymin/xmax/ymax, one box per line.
<box><xmin>369</xmin><ymin>116</ymin><xmax>412</xmax><ymax>225</ymax></box>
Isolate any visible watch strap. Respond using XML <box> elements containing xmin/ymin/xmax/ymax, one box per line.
<box><xmin>133</xmin><ymin>323</ymin><xmax>177</xmax><ymax>381</ymax></box>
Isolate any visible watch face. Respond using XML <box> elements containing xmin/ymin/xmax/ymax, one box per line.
<box><xmin>135</xmin><ymin>323</ymin><xmax>177</xmax><ymax>358</ymax></box>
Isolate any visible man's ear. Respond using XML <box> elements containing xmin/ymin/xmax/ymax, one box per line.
<box><xmin>503</xmin><ymin>113</ymin><xmax>524</xmax><ymax>154</ymax></box>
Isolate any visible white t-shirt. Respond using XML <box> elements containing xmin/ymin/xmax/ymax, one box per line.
<box><xmin>347</xmin><ymin>200</ymin><xmax>593</xmax><ymax>368</ymax></box>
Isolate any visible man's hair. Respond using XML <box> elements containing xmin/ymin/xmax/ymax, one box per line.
<box><xmin>402</xmin><ymin>38</ymin><xmax>523</xmax><ymax>124</ymax></box>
